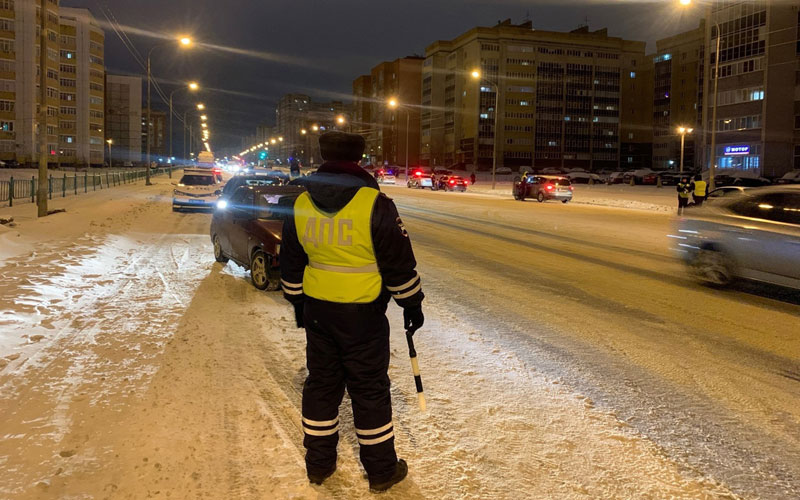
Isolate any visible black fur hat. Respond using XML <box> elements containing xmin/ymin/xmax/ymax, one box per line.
<box><xmin>319</xmin><ymin>131</ymin><xmax>366</xmax><ymax>162</ymax></box>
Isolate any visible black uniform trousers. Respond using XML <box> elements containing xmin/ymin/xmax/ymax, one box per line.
<box><xmin>301</xmin><ymin>297</ymin><xmax>397</xmax><ymax>482</ymax></box>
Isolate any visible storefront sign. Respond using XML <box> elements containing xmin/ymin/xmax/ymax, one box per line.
<box><xmin>724</xmin><ymin>145</ymin><xmax>750</xmax><ymax>156</ymax></box>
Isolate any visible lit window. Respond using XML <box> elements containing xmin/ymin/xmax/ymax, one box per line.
<box><xmin>630</xmin><ymin>71</ymin><xmax>636</xmax><ymax>78</ymax></box>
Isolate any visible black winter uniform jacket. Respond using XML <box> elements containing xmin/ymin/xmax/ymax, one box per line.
<box><xmin>280</xmin><ymin>161</ymin><xmax>424</xmax><ymax>309</ymax></box>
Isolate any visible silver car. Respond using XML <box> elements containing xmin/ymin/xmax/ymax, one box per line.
<box><xmin>671</xmin><ymin>185</ymin><xmax>800</xmax><ymax>289</ymax></box>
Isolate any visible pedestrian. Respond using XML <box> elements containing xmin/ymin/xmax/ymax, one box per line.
<box><xmin>691</xmin><ymin>174</ymin><xmax>708</xmax><ymax>206</ymax></box>
<box><xmin>280</xmin><ymin>131</ymin><xmax>425</xmax><ymax>492</ymax></box>
<box><xmin>470</xmin><ymin>172</ymin><xmax>476</xmax><ymax>185</ymax></box>
<box><xmin>290</xmin><ymin>157</ymin><xmax>301</xmax><ymax>178</ymax></box>
<box><xmin>677</xmin><ymin>175</ymin><xmax>691</xmax><ymax>215</ymax></box>
<box><xmin>518</xmin><ymin>171</ymin><xmax>529</xmax><ymax>201</ymax></box>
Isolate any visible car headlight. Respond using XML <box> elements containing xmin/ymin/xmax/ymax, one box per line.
<box><xmin>216</xmin><ymin>199</ymin><xmax>228</xmax><ymax>210</ymax></box>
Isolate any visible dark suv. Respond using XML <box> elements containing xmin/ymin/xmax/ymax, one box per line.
<box><xmin>210</xmin><ymin>184</ymin><xmax>305</xmax><ymax>290</ymax></box>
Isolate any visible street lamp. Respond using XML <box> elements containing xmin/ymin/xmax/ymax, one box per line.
<box><xmin>471</xmin><ymin>69</ymin><xmax>500</xmax><ymax>190</ymax></box>
<box><xmin>680</xmin><ymin>0</ymin><xmax>719</xmax><ymax>190</ymax></box>
<box><xmin>301</xmin><ymin>128</ymin><xmax>307</xmax><ymax>135</ymax></box>
<box><xmin>197</xmin><ymin>103</ymin><xmax>205</xmax><ymax>110</ymax></box>
<box><xmin>677</xmin><ymin>126</ymin><xmax>694</xmax><ymax>173</ymax></box>
<box><xmin>169</xmin><ymin>81</ymin><xmax>199</xmax><ymax>160</ymax></box>
<box><xmin>336</xmin><ymin>115</ymin><xmax>346</xmax><ymax>126</ymax></box>
<box><xmin>106</xmin><ymin>138</ymin><xmax>113</xmax><ymax>166</ymax></box>
<box><xmin>388</xmin><ymin>97</ymin><xmax>411</xmax><ymax>181</ymax></box>
<box><xmin>311</xmin><ymin>124</ymin><xmax>319</xmax><ymax>132</ymax></box>
<box><xmin>200</xmin><ymin>114</ymin><xmax>207</xmax><ymax>121</ymax></box>
<box><xmin>146</xmin><ymin>36</ymin><xmax>193</xmax><ymax>185</ymax></box>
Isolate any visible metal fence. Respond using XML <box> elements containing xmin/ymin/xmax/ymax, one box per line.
<box><xmin>0</xmin><ymin>167</ymin><xmax>181</xmax><ymax>208</ymax></box>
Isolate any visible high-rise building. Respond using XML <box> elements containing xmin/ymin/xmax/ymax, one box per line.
<box><xmin>141</xmin><ymin>108</ymin><xmax>166</xmax><ymax>160</ymax></box>
<box><xmin>701</xmin><ymin>1</ymin><xmax>797</xmax><ymax>177</ymax></box>
<box><xmin>105</xmin><ymin>74</ymin><xmax>141</xmax><ymax>165</ymax></box>
<box><xmin>352</xmin><ymin>74</ymin><xmax>372</xmax><ymax>148</ymax></box>
<box><xmin>652</xmin><ymin>21</ymin><xmax>704</xmax><ymax>171</ymax></box>
<box><xmin>1</xmin><ymin>0</ymin><xmax>62</xmax><ymax>165</ymax></box>
<box><xmin>59</xmin><ymin>7</ymin><xmax>104</xmax><ymax>166</ymax></box>
<box><xmin>275</xmin><ymin>93</ymin><xmax>346</xmax><ymax>166</ymax></box>
<box><xmin>354</xmin><ymin>56</ymin><xmax>423</xmax><ymax>167</ymax></box>
<box><xmin>421</xmin><ymin>19</ymin><xmax>648</xmax><ymax>171</ymax></box>
<box><xmin>0</xmin><ymin>2</ymin><xmax>104</xmax><ymax>166</ymax></box>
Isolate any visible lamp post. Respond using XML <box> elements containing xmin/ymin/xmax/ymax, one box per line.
<box><xmin>471</xmin><ymin>70</ymin><xmax>500</xmax><ymax>190</ymax></box>
<box><xmin>106</xmin><ymin>139</ymin><xmax>113</xmax><ymax>167</ymax></box>
<box><xmin>388</xmin><ymin>98</ymin><xmax>411</xmax><ymax>182</ymax></box>
<box><xmin>680</xmin><ymin>0</ymin><xmax>720</xmax><ymax>190</ymax></box>
<box><xmin>146</xmin><ymin>36</ymin><xmax>192</xmax><ymax>185</ymax></box>
<box><xmin>169</xmin><ymin>81</ymin><xmax>198</xmax><ymax>160</ymax></box>
<box><xmin>677</xmin><ymin>126</ymin><xmax>694</xmax><ymax>173</ymax></box>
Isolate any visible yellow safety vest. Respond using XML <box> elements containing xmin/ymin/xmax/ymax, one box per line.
<box><xmin>294</xmin><ymin>187</ymin><xmax>382</xmax><ymax>303</ymax></box>
<box><xmin>694</xmin><ymin>180</ymin><xmax>707</xmax><ymax>196</ymax></box>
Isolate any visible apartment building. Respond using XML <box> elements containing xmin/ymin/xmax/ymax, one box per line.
<box><xmin>59</xmin><ymin>7</ymin><xmax>104</xmax><ymax>166</ymax></box>
<box><xmin>141</xmin><ymin>108</ymin><xmax>165</xmax><ymax>159</ymax></box>
<box><xmin>651</xmin><ymin>21</ymin><xmax>705</xmax><ymax>171</ymax></box>
<box><xmin>0</xmin><ymin>2</ymin><xmax>103</xmax><ymax>166</ymax></box>
<box><xmin>352</xmin><ymin>74</ymin><xmax>371</xmax><ymax>145</ymax></box>
<box><xmin>275</xmin><ymin>93</ymin><xmax>346</xmax><ymax>166</ymax></box>
<box><xmin>421</xmin><ymin>20</ymin><xmax>648</xmax><ymax>171</ymax></box>
<box><xmin>353</xmin><ymin>56</ymin><xmax>423</xmax><ymax>167</ymax></box>
<box><xmin>702</xmin><ymin>0</ymin><xmax>798</xmax><ymax>177</ymax></box>
<box><xmin>104</xmin><ymin>74</ymin><xmax>141</xmax><ymax>165</ymax></box>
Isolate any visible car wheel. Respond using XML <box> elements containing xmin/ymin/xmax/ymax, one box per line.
<box><xmin>213</xmin><ymin>235</ymin><xmax>229</xmax><ymax>263</ymax></box>
<box><xmin>691</xmin><ymin>248</ymin><xmax>735</xmax><ymax>287</ymax></box>
<box><xmin>562</xmin><ymin>199</ymin><xmax>569</xmax><ymax>204</ymax></box>
<box><xmin>537</xmin><ymin>192</ymin><xmax>545</xmax><ymax>203</ymax></box>
<box><xmin>250</xmin><ymin>250</ymin><xmax>279</xmax><ymax>291</ymax></box>
<box><xmin>513</xmin><ymin>190</ymin><xmax>520</xmax><ymax>200</ymax></box>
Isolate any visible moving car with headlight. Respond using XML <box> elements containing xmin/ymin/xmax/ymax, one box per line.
<box><xmin>210</xmin><ymin>184</ymin><xmax>306</xmax><ymax>290</ymax></box>
<box><xmin>514</xmin><ymin>175</ymin><xmax>573</xmax><ymax>203</ymax></box>
<box><xmin>672</xmin><ymin>186</ymin><xmax>800</xmax><ymax>289</ymax></box>
<box><xmin>172</xmin><ymin>169</ymin><xmax>223</xmax><ymax>211</ymax></box>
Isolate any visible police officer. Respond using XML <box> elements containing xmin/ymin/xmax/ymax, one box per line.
<box><xmin>677</xmin><ymin>176</ymin><xmax>691</xmax><ymax>215</ymax></box>
<box><xmin>280</xmin><ymin>131</ymin><xmax>424</xmax><ymax>492</ymax></box>
<box><xmin>518</xmin><ymin>170</ymin><xmax>529</xmax><ymax>201</ymax></box>
<box><xmin>691</xmin><ymin>174</ymin><xmax>708</xmax><ymax>206</ymax></box>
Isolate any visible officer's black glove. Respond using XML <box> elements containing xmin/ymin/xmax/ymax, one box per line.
<box><xmin>403</xmin><ymin>306</ymin><xmax>424</xmax><ymax>335</ymax></box>
<box><xmin>294</xmin><ymin>302</ymin><xmax>305</xmax><ymax>329</ymax></box>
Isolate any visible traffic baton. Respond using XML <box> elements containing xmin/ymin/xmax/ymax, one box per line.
<box><xmin>405</xmin><ymin>330</ymin><xmax>426</xmax><ymax>412</ymax></box>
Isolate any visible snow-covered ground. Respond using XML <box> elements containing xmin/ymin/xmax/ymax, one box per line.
<box><xmin>0</xmin><ymin>177</ymin><xmax>797</xmax><ymax>498</ymax></box>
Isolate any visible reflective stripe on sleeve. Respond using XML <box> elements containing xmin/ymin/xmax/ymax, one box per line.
<box><xmin>283</xmin><ymin>288</ymin><xmax>304</xmax><ymax>296</ymax></box>
<box><xmin>385</xmin><ymin>273</ymin><xmax>419</xmax><ymax>292</ymax></box>
<box><xmin>281</xmin><ymin>279</ymin><xmax>303</xmax><ymax>290</ymax></box>
<box><xmin>393</xmin><ymin>282</ymin><xmax>422</xmax><ymax>299</ymax></box>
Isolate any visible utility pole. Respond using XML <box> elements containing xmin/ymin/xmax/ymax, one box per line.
<box><xmin>36</xmin><ymin>0</ymin><xmax>49</xmax><ymax>217</ymax></box>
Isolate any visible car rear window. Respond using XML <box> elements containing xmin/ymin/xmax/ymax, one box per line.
<box><xmin>549</xmin><ymin>178</ymin><xmax>571</xmax><ymax>186</ymax></box>
<box><xmin>180</xmin><ymin>175</ymin><xmax>215</xmax><ymax>186</ymax></box>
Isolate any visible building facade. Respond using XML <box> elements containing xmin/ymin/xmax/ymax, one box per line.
<box><xmin>421</xmin><ymin>20</ymin><xmax>648</xmax><ymax>172</ymax></box>
<box><xmin>0</xmin><ymin>2</ymin><xmax>104</xmax><ymax>166</ymax></box>
<box><xmin>275</xmin><ymin>93</ymin><xmax>346</xmax><ymax>166</ymax></box>
<box><xmin>652</xmin><ymin>21</ymin><xmax>704</xmax><ymax>171</ymax></box>
<box><xmin>104</xmin><ymin>74</ymin><xmax>141</xmax><ymax>165</ymax></box>
<box><xmin>59</xmin><ymin>7</ymin><xmax>104</xmax><ymax>166</ymax></box>
<box><xmin>141</xmin><ymin>108</ymin><xmax>166</xmax><ymax>160</ymax></box>
<box><xmin>702</xmin><ymin>0</ymin><xmax>798</xmax><ymax>177</ymax></box>
<box><xmin>354</xmin><ymin>56</ymin><xmax>423</xmax><ymax>167</ymax></box>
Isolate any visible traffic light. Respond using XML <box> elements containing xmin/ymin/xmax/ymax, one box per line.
<box><xmin>258</xmin><ymin>151</ymin><xmax>267</xmax><ymax>160</ymax></box>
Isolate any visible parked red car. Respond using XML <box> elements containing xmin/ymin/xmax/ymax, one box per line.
<box><xmin>210</xmin><ymin>184</ymin><xmax>305</xmax><ymax>290</ymax></box>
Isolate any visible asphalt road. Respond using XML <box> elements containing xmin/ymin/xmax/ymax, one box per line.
<box><xmin>386</xmin><ymin>185</ymin><xmax>800</xmax><ymax>499</ymax></box>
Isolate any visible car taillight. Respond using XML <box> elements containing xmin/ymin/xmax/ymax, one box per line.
<box><xmin>415</xmin><ymin>171</ymin><xmax>422</xmax><ymax>177</ymax></box>
<box><xmin>569</xmin><ymin>186</ymin><xmax>574</xmax><ymax>191</ymax></box>
<box><xmin>450</xmin><ymin>180</ymin><xmax>455</xmax><ymax>185</ymax></box>
<box><xmin>546</xmin><ymin>184</ymin><xmax>554</xmax><ymax>190</ymax></box>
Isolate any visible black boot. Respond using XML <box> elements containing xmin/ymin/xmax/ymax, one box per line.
<box><xmin>368</xmin><ymin>459</ymin><xmax>408</xmax><ymax>492</ymax></box>
<box><xmin>308</xmin><ymin>464</ymin><xmax>336</xmax><ymax>485</ymax></box>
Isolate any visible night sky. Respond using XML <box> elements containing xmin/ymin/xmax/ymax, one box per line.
<box><xmin>62</xmin><ymin>0</ymin><xmax>702</xmax><ymax>153</ymax></box>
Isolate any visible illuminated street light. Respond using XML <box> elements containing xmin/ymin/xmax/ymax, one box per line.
<box><xmin>278</xmin><ymin>136</ymin><xmax>284</xmax><ymax>142</ymax></box>
<box><xmin>311</xmin><ymin>124</ymin><xmax>319</xmax><ymax>132</ymax></box>
<box><xmin>470</xmin><ymin>68</ymin><xmax>500</xmax><ymax>189</ymax></box>
<box><xmin>201</xmin><ymin>123</ymin><xmax>207</xmax><ymax>128</ymax></box>
<box><xmin>180</xmin><ymin>37</ymin><xmax>193</xmax><ymax>47</ymax></box>
<box><xmin>678</xmin><ymin>126</ymin><xmax>694</xmax><ymax>173</ymax></box>
<box><xmin>388</xmin><ymin>98</ymin><xmax>398</xmax><ymax>109</ymax></box>
<box><xmin>200</xmin><ymin>114</ymin><xmax>207</xmax><ymax>121</ymax></box>
<box><xmin>188</xmin><ymin>81</ymin><xmax>199</xmax><ymax>91</ymax></box>
<box><xmin>301</xmin><ymin>129</ymin><xmax>307</xmax><ymax>135</ymax></box>
<box><xmin>197</xmin><ymin>103</ymin><xmax>205</xmax><ymax>110</ymax></box>
<box><xmin>387</xmin><ymin>98</ymin><xmax>410</xmax><ymax>181</ymax></box>
<box><xmin>336</xmin><ymin>115</ymin><xmax>346</xmax><ymax>125</ymax></box>
<box><xmin>271</xmin><ymin>138</ymin><xmax>277</xmax><ymax>144</ymax></box>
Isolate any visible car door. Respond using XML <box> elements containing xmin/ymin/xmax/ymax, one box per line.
<box><xmin>725</xmin><ymin>193</ymin><xmax>800</xmax><ymax>281</ymax></box>
<box><xmin>227</xmin><ymin>187</ymin><xmax>255</xmax><ymax>264</ymax></box>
